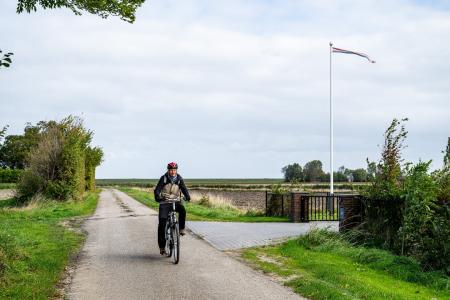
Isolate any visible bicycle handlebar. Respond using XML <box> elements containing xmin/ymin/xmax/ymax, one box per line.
<box><xmin>162</xmin><ymin>198</ymin><xmax>184</xmax><ymax>203</ymax></box>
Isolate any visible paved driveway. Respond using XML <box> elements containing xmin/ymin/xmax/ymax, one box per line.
<box><xmin>187</xmin><ymin>221</ymin><xmax>338</xmax><ymax>250</ymax></box>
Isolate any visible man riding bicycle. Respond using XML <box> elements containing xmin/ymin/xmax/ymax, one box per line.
<box><xmin>154</xmin><ymin>162</ymin><xmax>191</xmax><ymax>255</ymax></box>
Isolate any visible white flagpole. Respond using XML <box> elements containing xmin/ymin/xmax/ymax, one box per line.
<box><xmin>329</xmin><ymin>42</ymin><xmax>334</xmax><ymax>195</ymax></box>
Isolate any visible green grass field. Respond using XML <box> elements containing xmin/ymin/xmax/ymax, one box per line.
<box><xmin>0</xmin><ymin>183</ymin><xmax>16</xmax><ymax>190</ymax></box>
<box><xmin>119</xmin><ymin>187</ymin><xmax>289</xmax><ymax>222</ymax></box>
<box><xmin>0</xmin><ymin>192</ymin><xmax>100</xmax><ymax>299</ymax></box>
<box><xmin>241</xmin><ymin>230</ymin><xmax>449</xmax><ymax>300</ymax></box>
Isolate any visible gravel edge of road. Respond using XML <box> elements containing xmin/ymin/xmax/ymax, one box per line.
<box><xmin>54</xmin><ymin>218</ymin><xmax>91</xmax><ymax>300</ymax></box>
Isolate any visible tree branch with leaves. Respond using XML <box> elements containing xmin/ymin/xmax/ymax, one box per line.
<box><xmin>0</xmin><ymin>50</ymin><xmax>13</xmax><ymax>68</ymax></box>
<box><xmin>16</xmin><ymin>0</ymin><xmax>146</xmax><ymax>23</ymax></box>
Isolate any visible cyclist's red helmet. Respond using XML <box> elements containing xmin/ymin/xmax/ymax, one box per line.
<box><xmin>167</xmin><ymin>162</ymin><xmax>178</xmax><ymax>170</ymax></box>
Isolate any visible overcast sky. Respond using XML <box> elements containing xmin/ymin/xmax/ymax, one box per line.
<box><xmin>1</xmin><ymin>0</ymin><xmax>449</xmax><ymax>178</ymax></box>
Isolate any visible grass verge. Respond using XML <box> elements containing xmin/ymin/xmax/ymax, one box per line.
<box><xmin>0</xmin><ymin>183</ymin><xmax>16</xmax><ymax>190</ymax></box>
<box><xmin>0</xmin><ymin>191</ymin><xmax>100</xmax><ymax>299</ymax></box>
<box><xmin>119</xmin><ymin>187</ymin><xmax>289</xmax><ymax>222</ymax></box>
<box><xmin>241</xmin><ymin>229</ymin><xmax>449</xmax><ymax>300</ymax></box>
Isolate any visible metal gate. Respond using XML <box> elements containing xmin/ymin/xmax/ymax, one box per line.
<box><xmin>266</xmin><ymin>192</ymin><xmax>362</xmax><ymax>224</ymax></box>
<box><xmin>303</xmin><ymin>194</ymin><xmax>340</xmax><ymax>221</ymax></box>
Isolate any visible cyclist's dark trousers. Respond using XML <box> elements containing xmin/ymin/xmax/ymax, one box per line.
<box><xmin>158</xmin><ymin>202</ymin><xmax>186</xmax><ymax>249</ymax></box>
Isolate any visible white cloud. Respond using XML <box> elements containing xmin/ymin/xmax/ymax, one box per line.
<box><xmin>0</xmin><ymin>0</ymin><xmax>449</xmax><ymax>178</ymax></box>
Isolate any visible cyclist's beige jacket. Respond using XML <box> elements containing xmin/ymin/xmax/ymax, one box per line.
<box><xmin>161</xmin><ymin>183</ymin><xmax>181</xmax><ymax>201</ymax></box>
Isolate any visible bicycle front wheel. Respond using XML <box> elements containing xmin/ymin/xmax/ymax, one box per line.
<box><xmin>165</xmin><ymin>223</ymin><xmax>172</xmax><ymax>257</ymax></box>
<box><xmin>171</xmin><ymin>224</ymin><xmax>180</xmax><ymax>264</ymax></box>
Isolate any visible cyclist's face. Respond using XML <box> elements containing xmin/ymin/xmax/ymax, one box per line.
<box><xmin>168</xmin><ymin>169</ymin><xmax>177</xmax><ymax>177</ymax></box>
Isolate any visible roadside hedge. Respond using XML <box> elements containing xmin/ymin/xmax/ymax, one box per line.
<box><xmin>16</xmin><ymin>116</ymin><xmax>103</xmax><ymax>201</ymax></box>
<box><xmin>0</xmin><ymin>168</ymin><xmax>22</xmax><ymax>183</ymax></box>
<box><xmin>361</xmin><ymin>119</ymin><xmax>449</xmax><ymax>273</ymax></box>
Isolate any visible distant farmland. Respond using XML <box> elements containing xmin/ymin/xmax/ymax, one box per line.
<box><xmin>96</xmin><ymin>178</ymin><xmax>284</xmax><ymax>188</ymax></box>
<box><xmin>95</xmin><ymin>178</ymin><xmax>368</xmax><ymax>191</ymax></box>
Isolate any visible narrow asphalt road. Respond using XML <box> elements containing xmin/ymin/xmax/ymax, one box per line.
<box><xmin>67</xmin><ymin>189</ymin><xmax>303</xmax><ymax>300</ymax></box>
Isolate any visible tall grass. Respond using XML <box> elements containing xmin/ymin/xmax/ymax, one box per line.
<box><xmin>242</xmin><ymin>229</ymin><xmax>449</xmax><ymax>300</ymax></box>
<box><xmin>119</xmin><ymin>187</ymin><xmax>288</xmax><ymax>222</ymax></box>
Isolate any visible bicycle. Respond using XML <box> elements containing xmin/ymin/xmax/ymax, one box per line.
<box><xmin>163</xmin><ymin>198</ymin><xmax>182</xmax><ymax>264</ymax></box>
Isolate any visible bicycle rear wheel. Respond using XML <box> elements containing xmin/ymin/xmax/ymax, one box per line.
<box><xmin>171</xmin><ymin>224</ymin><xmax>180</xmax><ymax>264</ymax></box>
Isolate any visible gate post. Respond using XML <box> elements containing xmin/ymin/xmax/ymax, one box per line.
<box><xmin>300</xmin><ymin>194</ymin><xmax>308</xmax><ymax>222</ymax></box>
<box><xmin>265</xmin><ymin>190</ymin><xmax>268</xmax><ymax>216</ymax></box>
<box><xmin>290</xmin><ymin>192</ymin><xmax>309</xmax><ymax>223</ymax></box>
<box><xmin>290</xmin><ymin>192</ymin><xmax>300</xmax><ymax>222</ymax></box>
<box><xmin>339</xmin><ymin>194</ymin><xmax>362</xmax><ymax>232</ymax></box>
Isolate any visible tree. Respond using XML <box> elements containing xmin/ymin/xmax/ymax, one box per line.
<box><xmin>366</xmin><ymin>159</ymin><xmax>377</xmax><ymax>181</ymax></box>
<box><xmin>0</xmin><ymin>125</ymin><xmax>7</xmax><ymax>142</ymax></box>
<box><xmin>352</xmin><ymin>168</ymin><xmax>368</xmax><ymax>182</ymax></box>
<box><xmin>0</xmin><ymin>50</ymin><xmax>13</xmax><ymax>69</ymax></box>
<box><xmin>444</xmin><ymin>137</ymin><xmax>450</xmax><ymax>168</ymax></box>
<box><xmin>0</xmin><ymin>123</ymin><xmax>42</xmax><ymax>169</ymax></box>
<box><xmin>281</xmin><ymin>163</ymin><xmax>303</xmax><ymax>182</ymax></box>
<box><xmin>16</xmin><ymin>0</ymin><xmax>146</xmax><ymax>23</ymax></box>
<box><xmin>335</xmin><ymin>166</ymin><xmax>348</xmax><ymax>182</ymax></box>
<box><xmin>380</xmin><ymin>118</ymin><xmax>408</xmax><ymax>184</ymax></box>
<box><xmin>303</xmin><ymin>160</ymin><xmax>324</xmax><ymax>182</ymax></box>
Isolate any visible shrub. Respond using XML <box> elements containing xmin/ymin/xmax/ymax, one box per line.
<box><xmin>17</xmin><ymin>116</ymin><xmax>103</xmax><ymax>201</ymax></box>
<box><xmin>361</xmin><ymin>119</ymin><xmax>449</xmax><ymax>272</ymax></box>
<box><xmin>198</xmin><ymin>196</ymin><xmax>212</xmax><ymax>207</ymax></box>
<box><xmin>0</xmin><ymin>168</ymin><xmax>22</xmax><ymax>183</ymax></box>
<box><xmin>398</xmin><ymin>161</ymin><xmax>449</xmax><ymax>271</ymax></box>
<box><xmin>85</xmin><ymin>147</ymin><xmax>103</xmax><ymax>192</ymax></box>
<box><xmin>434</xmin><ymin>137</ymin><xmax>450</xmax><ymax>203</ymax></box>
<box><xmin>271</xmin><ymin>183</ymin><xmax>288</xmax><ymax>194</ymax></box>
<box><xmin>363</xmin><ymin>118</ymin><xmax>408</xmax><ymax>248</ymax></box>
<box><xmin>16</xmin><ymin>171</ymin><xmax>45</xmax><ymax>200</ymax></box>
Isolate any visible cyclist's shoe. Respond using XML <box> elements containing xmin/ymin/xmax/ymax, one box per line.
<box><xmin>180</xmin><ymin>229</ymin><xmax>186</xmax><ymax>236</ymax></box>
<box><xmin>160</xmin><ymin>248</ymin><xmax>166</xmax><ymax>255</ymax></box>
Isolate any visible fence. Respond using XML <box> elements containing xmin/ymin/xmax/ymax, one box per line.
<box><xmin>303</xmin><ymin>194</ymin><xmax>340</xmax><ymax>221</ymax></box>
<box><xmin>266</xmin><ymin>192</ymin><xmax>363</xmax><ymax>229</ymax></box>
<box><xmin>265</xmin><ymin>192</ymin><xmax>291</xmax><ymax>217</ymax></box>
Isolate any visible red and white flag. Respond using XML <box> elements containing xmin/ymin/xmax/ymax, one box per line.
<box><xmin>332</xmin><ymin>46</ymin><xmax>376</xmax><ymax>63</ymax></box>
